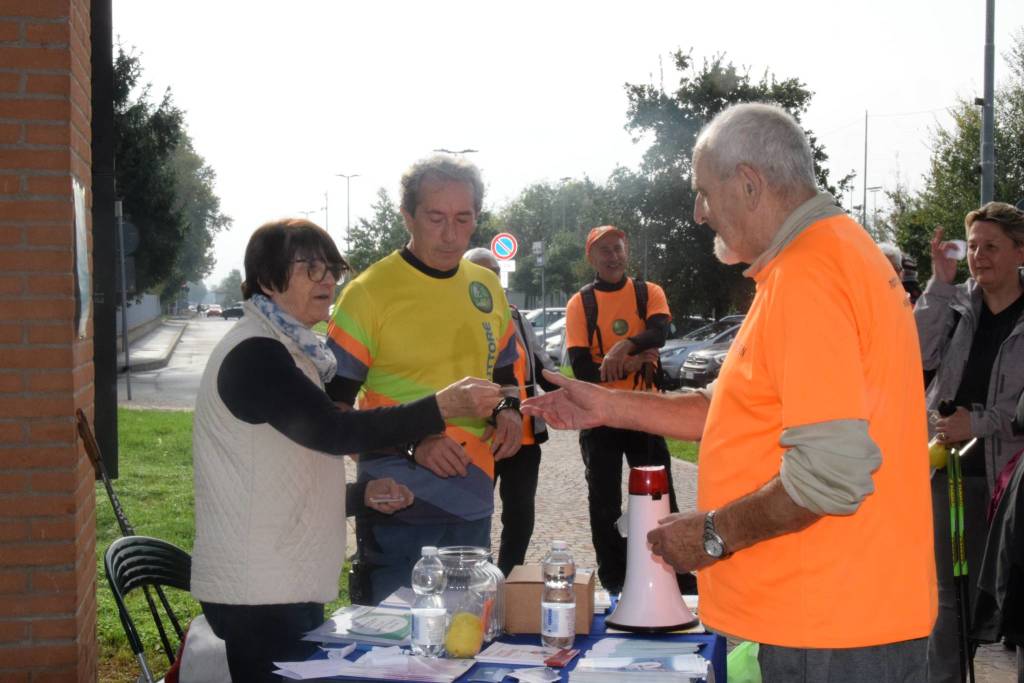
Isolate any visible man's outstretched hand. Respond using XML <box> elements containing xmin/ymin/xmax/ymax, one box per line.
<box><xmin>521</xmin><ymin>370</ymin><xmax>612</xmax><ymax>430</ymax></box>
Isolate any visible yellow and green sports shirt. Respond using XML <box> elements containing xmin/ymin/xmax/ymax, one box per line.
<box><xmin>326</xmin><ymin>250</ymin><xmax>516</xmax><ymax>523</ymax></box>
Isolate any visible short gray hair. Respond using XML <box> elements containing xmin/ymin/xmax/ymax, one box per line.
<box><xmin>694</xmin><ymin>103</ymin><xmax>817</xmax><ymax>196</ymax></box>
<box><xmin>463</xmin><ymin>247</ymin><xmax>499</xmax><ymax>274</ymax></box>
<box><xmin>400</xmin><ymin>154</ymin><xmax>484</xmax><ymax>215</ymax></box>
<box><xmin>878</xmin><ymin>243</ymin><xmax>903</xmax><ymax>274</ymax></box>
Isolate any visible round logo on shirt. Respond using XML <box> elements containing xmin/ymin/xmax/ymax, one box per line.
<box><xmin>469</xmin><ymin>281</ymin><xmax>493</xmax><ymax>313</ymax></box>
<box><xmin>612</xmin><ymin>319</ymin><xmax>629</xmax><ymax>336</ymax></box>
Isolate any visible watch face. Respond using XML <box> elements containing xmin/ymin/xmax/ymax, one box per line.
<box><xmin>703</xmin><ymin>537</ymin><xmax>724</xmax><ymax>558</ymax></box>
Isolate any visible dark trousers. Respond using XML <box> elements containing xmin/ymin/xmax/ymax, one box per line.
<box><xmin>201</xmin><ymin>601</ymin><xmax>323</xmax><ymax>682</ymax></box>
<box><xmin>759</xmin><ymin>638</ymin><xmax>927</xmax><ymax>682</ymax></box>
<box><xmin>580</xmin><ymin>425</ymin><xmax>678</xmax><ymax>593</ymax></box>
<box><xmin>494</xmin><ymin>443</ymin><xmax>542</xmax><ymax>576</ymax></box>
<box><xmin>356</xmin><ymin>517</ymin><xmax>492</xmax><ymax>605</ymax></box>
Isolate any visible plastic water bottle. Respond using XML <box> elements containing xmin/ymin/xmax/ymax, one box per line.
<box><xmin>541</xmin><ymin>540</ymin><xmax>575</xmax><ymax>648</ymax></box>
<box><xmin>411</xmin><ymin>546</ymin><xmax>447</xmax><ymax>657</ymax></box>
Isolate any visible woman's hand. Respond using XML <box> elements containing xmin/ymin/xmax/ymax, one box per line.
<box><xmin>436</xmin><ymin>377</ymin><xmax>503</xmax><ymax>420</ymax></box>
<box><xmin>364</xmin><ymin>477</ymin><xmax>413</xmax><ymax>514</ymax></box>
<box><xmin>934</xmin><ymin>407</ymin><xmax>973</xmax><ymax>444</ymax></box>
<box><xmin>930</xmin><ymin>226</ymin><xmax>959</xmax><ymax>285</ymax></box>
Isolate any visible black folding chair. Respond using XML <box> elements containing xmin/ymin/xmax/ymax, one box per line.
<box><xmin>104</xmin><ymin>535</ymin><xmax>192</xmax><ymax>683</ymax></box>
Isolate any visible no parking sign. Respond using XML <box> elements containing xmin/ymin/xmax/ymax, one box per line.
<box><xmin>490</xmin><ymin>233</ymin><xmax>518</xmax><ymax>261</ymax></box>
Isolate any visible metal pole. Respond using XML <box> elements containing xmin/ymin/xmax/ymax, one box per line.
<box><xmin>862</xmin><ymin>110</ymin><xmax>869</xmax><ymax>227</ymax></box>
<box><xmin>980</xmin><ymin>0</ymin><xmax>995</xmax><ymax>204</ymax></box>
<box><xmin>115</xmin><ymin>200</ymin><xmax>131</xmax><ymax>400</ymax></box>
<box><xmin>540</xmin><ymin>242</ymin><xmax>547</xmax><ymax>347</ymax></box>
<box><xmin>336</xmin><ymin>173</ymin><xmax>360</xmax><ymax>252</ymax></box>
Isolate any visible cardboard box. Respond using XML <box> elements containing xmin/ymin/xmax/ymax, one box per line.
<box><xmin>504</xmin><ymin>564</ymin><xmax>595</xmax><ymax>635</ymax></box>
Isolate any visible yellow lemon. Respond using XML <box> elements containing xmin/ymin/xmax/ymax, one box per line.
<box><xmin>928</xmin><ymin>441</ymin><xmax>949</xmax><ymax>469</ymax></box>
<box><xmin>444</xmin><ymin>611</ymin><xmax>483</xmax><ymax>658</ymax></box>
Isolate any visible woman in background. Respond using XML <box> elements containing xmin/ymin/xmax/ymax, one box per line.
<box><xmin>915</xmin><ymin>201</ymin><xmax>1024</xmax><ymax>682</ymax></box>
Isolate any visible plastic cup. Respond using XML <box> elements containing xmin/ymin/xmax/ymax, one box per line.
<box><xmin>944</xmin><ymin>239</ymin><xmax>967</xmax><ymax>260</ymax></box>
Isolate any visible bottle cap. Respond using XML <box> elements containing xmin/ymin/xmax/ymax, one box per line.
<box><xmin>551</xmin><ymin>540</ymin><xmax>568</xmax><ymax>550</ymax></box>
<box><xmin>421</xmin><ymin>546</ymin><xmax>438</xmax><ymax>556</ymax></box>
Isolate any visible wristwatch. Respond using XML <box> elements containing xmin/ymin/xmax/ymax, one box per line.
<box><xmin>487</xmin><ymin>396</ymin><xmax>521</xmax><ymax>426</ymax></box>
<box><xmin>703</xmin><ymin>510</ymin><xmax>730</xmax><ymax>559</ymax></box>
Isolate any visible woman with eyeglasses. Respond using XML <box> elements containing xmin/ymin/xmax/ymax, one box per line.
<box><xmin>189</xmin><ymin>218</ymin><xmax>503</xmax><ymax>681</ymax></box>
<box><xmin>915</xmin><ymin>201</ymin><xmax>1024</xmax><ymax>682</ymax></box>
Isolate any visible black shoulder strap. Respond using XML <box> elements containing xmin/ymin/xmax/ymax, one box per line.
<box><xmin>633</xmin><ymin>277</ymin><xmax>648</xmax><ymax>321</ymax></box>
<box><xmin>580</xmin><ymin>283</ymin><xmax>604</xmax><ymax>356</ymax></box>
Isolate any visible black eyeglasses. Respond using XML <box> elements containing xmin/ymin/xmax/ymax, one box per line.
<box><xmin>292</xmin><ymin>258</ymin><xmax>348</xmax><ymax>284</ymax></box>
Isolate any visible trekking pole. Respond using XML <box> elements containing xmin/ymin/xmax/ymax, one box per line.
<box><xmin>953</xmin><ymin>438</ymin><xmax>979</xmax><ymax>683</ymax></box>
<box><xmin>948</xmin><ymin>437</ymin><xmax>979</xmax><ymax>683</ymax></box>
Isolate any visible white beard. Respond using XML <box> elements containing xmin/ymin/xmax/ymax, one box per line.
<box><xmin>713</xmin><ymin>234</ymin><xmax>743</xmax><ymax>265</ymax></box>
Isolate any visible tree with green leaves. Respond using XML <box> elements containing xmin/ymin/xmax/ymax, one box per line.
<box><xmin>620</xmin><ymin>51</ymin><xmax>855</xmax><ymax>318</ymax></box>
<box><xmin>113</xmin><ymin>48</ymin><xmax>185</xmax><ymax>295</ymax></box>
<box><xmin>889</xmin><ymin>30</ymin><xmax>1024</xmax><ymax>283</ymax></box>
<box><xmin>344</xmin><ymin>188</ymin><xmax>408</xmax><ymax>274</ymax></box>
<box><xmin>164</xmin><ymin>140</ymin><xmax>231</xmax><ymax>299</ymax></box>
<box><xmin>113</xmin><ymin>48</ymin><xmax>228</xmax><ymax>300</ymax></box>
<box><xmin>214</xmin><ymin>269</ymin><xmax>243</xmax><ymax>305</ymax></box>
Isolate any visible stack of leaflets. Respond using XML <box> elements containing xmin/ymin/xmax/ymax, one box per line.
<box><xmin>303</xmin><ymin>604</ymin><xmax>412</xmax><ymax>647</ymax></box>
<box><xmin>568</xmin><ymin>638</ymin><xmax>709</xmax><ymax>682</ymax></box>
<box><xmin>274</xmin><ymin>646</ymin><xmax>474</xmax><ymax>682</ymax></box>
<box><xmin>474</xmin><ymin>642</ymin><xmax>575</xmax><ymax>666</ymax></box>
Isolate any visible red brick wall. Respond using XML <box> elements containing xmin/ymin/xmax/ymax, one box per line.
<box><xmin>0</xmin><ymin>0</ymin><xmax>97</xmax><ymax>680</ymax></box>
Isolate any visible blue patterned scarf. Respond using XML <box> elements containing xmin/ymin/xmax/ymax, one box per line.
<box><xmin>248</xmin><ymin>293</ymin><xmax>338</xmax><ymax>384</ymax></box>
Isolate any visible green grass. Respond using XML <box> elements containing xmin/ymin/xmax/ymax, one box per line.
<box><xmin>97</xmin><ymin>408</ymin><xmax>350</xmax><ymax>681</ymax></box>
<box><xmin>667</xmin><ymin>438</ymin><xmax>699</xmax><ymax>464</ymax></box>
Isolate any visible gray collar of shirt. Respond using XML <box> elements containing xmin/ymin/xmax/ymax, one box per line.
<box><xmin>742</xmin><ymin>191</ymin><xmax>845</xmax><ymax>279</ymax></box>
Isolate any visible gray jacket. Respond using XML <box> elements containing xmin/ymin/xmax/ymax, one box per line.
<box><xmin>915</xmin><ymin>272</ymin><xmax>1024</xmax><ymax>495</ymax></box>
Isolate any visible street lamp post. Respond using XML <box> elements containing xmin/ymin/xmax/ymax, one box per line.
<box><xmin>867</xmin><ymin>186</ymin><xmax>882</xmax><ymax>237</ymax></box>
<box><xmin>336</xmin><ymin>173</ymin><xmax>360</xmax><ymax>252</ymax></box>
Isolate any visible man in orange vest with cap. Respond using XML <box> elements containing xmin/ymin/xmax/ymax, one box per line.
<box><xmin>524</xmin><ymin>103</ymin><xmax>935</xmax><ymax>682</ymax></box>
<box><xmin>563</xmin><ymin>225</ymin><xmax>680</xmax><ymax>595</ymax></box>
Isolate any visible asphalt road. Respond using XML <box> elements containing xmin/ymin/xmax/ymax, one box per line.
<box><xmin>117</xmin><ymin>317</ymin><xmax>234</xmax><ymax>409</ymax></box>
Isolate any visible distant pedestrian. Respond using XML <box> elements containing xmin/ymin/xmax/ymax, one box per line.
<box><xmin>915</xmin><ymin>204</ymin><xmax>1024</xmax><ymax>682</ymax></box>
<box><xmin>563</xmin><ymin>224</ymin><xmax>678</xmax><ymax>594</ymax></box>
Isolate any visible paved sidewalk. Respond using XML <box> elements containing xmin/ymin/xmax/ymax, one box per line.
<box><xmin>118</xmin><ymin>318</ymin><xmax>188</xmax><ymax>372</ymax></box>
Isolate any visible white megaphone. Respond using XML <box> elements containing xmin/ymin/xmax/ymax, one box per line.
<box><xmin>605</xmin><ymin>465</ymin><xmax>698</xmax><ymax>633</ymax></box>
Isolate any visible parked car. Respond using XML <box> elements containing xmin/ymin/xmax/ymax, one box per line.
<box><xmin>221</xmin><ymin>304</ymin><xmax>244</xmax><ymax>320</ymax></box>
<box><xmin>542</xmin><ymin>316</ymin><xmax>568</xmax><ymax>362</ymax></box>
<box><xmin>659</xmin><ymin>318</ymin><xmax>744</xmax><ymax>389</ymax></box>
<box><xmin>525</xmin><ymin>307</ymin><xmax>566</xmax><ymax>334</ymax></box>
<box><xmin>205</xmin><ymin>304</ymin><xmax>223</xmax><ymax>318</ymax></box>
<box><xmin>679</xmin><ymin>340</ymin><xmax>733</xmax><ymax>387</ymax></box>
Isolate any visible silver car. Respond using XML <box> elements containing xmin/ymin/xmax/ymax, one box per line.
<box><xmin>658</xmin><ymin>318</ymin><xmax>743</xmax><ymax>389</ymax></box>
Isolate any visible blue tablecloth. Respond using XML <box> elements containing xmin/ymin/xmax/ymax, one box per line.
<box><xmin>306</xmin><ymin>611</ymin><xmax>726</xmax><ymax>682</ymax></box>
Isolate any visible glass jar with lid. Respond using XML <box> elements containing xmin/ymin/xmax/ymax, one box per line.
<box><xmin>437</xmin><ymin>546</ymin><xmax>498</xmax><ymax>656</ymax></box>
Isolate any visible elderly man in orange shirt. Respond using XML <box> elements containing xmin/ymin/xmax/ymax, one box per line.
<box><xmin>524</xmin><ymin>102</ymin><xmax>936</xmax><ymax>682</ymax></box>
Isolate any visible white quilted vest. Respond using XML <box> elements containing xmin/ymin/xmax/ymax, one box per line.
<box><xmin>190</xmin><ymin>305</ymin><xmax>347</xmax><ymax>605</ymax></box>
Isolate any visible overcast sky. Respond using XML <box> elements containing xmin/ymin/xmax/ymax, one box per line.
<box><xmin>112</xmin><ymin>0</ymin><xmax>1024</xmax><ymax>287</ymax></box>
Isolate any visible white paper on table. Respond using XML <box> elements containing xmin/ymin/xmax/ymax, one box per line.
<box><xmin>474</xmin><ymin>642</ymin><xmax>560</xmax><ymax>665</ymax></box>
<box><xmin>380</xmin><ymin>586</ymin><xmax>416</xmax><ymax>608</ymax></box>
<box><xmin>273</xmin><ymin>658</ymin><xmax>359</xmax><ymax>680</ymax></box>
